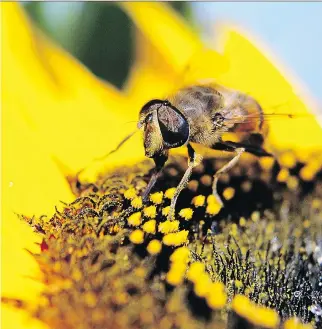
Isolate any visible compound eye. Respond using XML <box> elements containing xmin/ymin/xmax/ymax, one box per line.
<box><xmin>157</xmin><ymin>105</ymin><xmax>189</xmax><ymax>148</ymax></box>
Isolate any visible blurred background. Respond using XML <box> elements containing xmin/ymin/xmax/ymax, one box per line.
<box><xmin>23</xmin><ymin>2</ymin><xmax>322</xmax><ymax>104</ymax></box>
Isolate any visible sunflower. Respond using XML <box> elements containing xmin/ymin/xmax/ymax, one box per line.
<box><xmin>2</xmin><ymin>3</ymin><xmax>322</xmax><ymax>329</ymax></box>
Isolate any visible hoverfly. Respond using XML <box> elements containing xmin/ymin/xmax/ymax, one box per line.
<box><xmin>138</xmin><ymin>83</ymin><xmax>277</xmax><ymax>220</ymax></box>
<box><xmin>94</xmin><ymin>82</ymin><xmax>305</xmax><ymax>220</ymax></box>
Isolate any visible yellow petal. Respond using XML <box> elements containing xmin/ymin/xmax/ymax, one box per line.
<box><xmin>2</xmin><ymin>101</ymin><xmax>75</xmax><ymax>216</ymax></box>
<box><xmin>1</xmin><ymin>212</ymin><xmax>43</xmax><ymax>300</ymax></box>
<box><xmin>1</xmin><ymin>305</ymin><xmax>49</xmax><ymax>329</ymax></box>
<box><xmin>121</xmin><ymin>2</ymin><xmax>202</xmax><ymax>73</ymax></box>
<box><xmin>124</xmin><ymin>30</ymin><xmax>178</xmax><ymax>109</ymax></box>
<box><xmin>123</xmin><ymin>3</ymin><xmax>228</xmax><ymax>108</ymax></box>
<box><xmin>2</xmin><ymin>3</ymin><xmax>144</xmax><ymax>180</ymax></box>
<box><xmin>1</xmin><ymin>211</ymin><xmax>48</xmax><ymax>329</ymax></box>
<box><xmin>216</xmin><ymin>25</ymin><xmax>322</xmax><ymax>153</ymax></box>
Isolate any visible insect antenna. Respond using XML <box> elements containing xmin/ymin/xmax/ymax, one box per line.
<box><xmin>76</xmin><ymin>130</ymin><xmax>139</xmax><ymax>178</ymax></box>
<box><xmin>94</xmin><ymin>130</ymin><xmax>138</xmax><ymax>161</ymax></box>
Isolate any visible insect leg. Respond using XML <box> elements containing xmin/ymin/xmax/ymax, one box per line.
<box><xmin>142</xmin><ymin>152</ymin><xmax>168</xmax><ymax>202</ymax></box>
<box><xmin>212</xmin><ymin>147</ymin><xmax>245</xmax><ymax>206</ymax></box>
<box><xmin>168</xmin><ymin>144</ymin><xmax>202</xmax><ymax>220</ymax></box>
<box><xmin>223</xmin><ymin>140</ymin><xmax>272</xmax><ymax>157</ymax></box>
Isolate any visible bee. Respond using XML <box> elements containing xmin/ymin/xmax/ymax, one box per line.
<box><xmin>137</xmin><ymin>83</ymin><xmax>275</xmax><ymax>219</ymax></box>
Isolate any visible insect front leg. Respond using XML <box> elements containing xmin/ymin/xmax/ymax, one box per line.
<box><xmin>168</xmin><ymin>144</ymin><xmax>202</xmax><ymax>220</ymax></box>
<box><xmin>212</xmin><ymin>147</ymin><xmax>245</xmax><ymax>206</ymax></box>
<box><xmin>142</xmin><ymin>151</ymin><xmax>168</xmax><ymax>202</ymax></box>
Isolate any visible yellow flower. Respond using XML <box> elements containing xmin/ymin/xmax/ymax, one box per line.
<box><xmin>2</xmin><ymin>2</ymin><xmax>322</xmax><ymax>329</ymax></box>
<box><xmin>2</xmin><ymin>3</ymin><xmax>138</xmax><ymax>329</ymax></box>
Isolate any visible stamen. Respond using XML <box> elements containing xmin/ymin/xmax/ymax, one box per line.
<box><xmin>159</xmin><ymin>220</ymin><xmax>179</xmax><ymax>234</ymax></box>
<box><xmin>124</xmin><ymin>187</ymin><xmax>137</xmax><ymax>200</ymax></box>
<box><xmin>277</xmin><ymin>168</ymin><xmax>290</xmax><ymax>182</ymax></box>
<box><xmin>147</xmin><ymin>240</ymin><xmax>162</xmax><ymax>255</ymax></box>
<box><xmin>129</xmin><ymin>229</ymin><xmax>144</xmax><ymax>244</ymax></box>
<box><xmin>223</xmin><ymin>187</ymin><xmax>235</xmax><ymax>200</ymax></box>
<box><xmin>127</xmin><ymin>212</ymin><xmax>142</xmax><ymax>227</ymax></box>
<box><xmin>131</xmin><ymin>196</ymin><xmax>143</xmax><ymax>209</ymax></box>
<box><xmin>191</xmin><ymin>195</ymin><xmax>205</xmax><ymax>207</ymax></box>
<box><xmin>179</xmin><ymin>208</ymin><xmax>194</xmax><ymax>220</ymax></box>
<box><xmin>163</xmin><ymin>230</ymin><xmax>189</xmax><ymax>246</ymax></box>
<box><xmin>165</xmin><ymin>188</ymin><xmax>176</xmax><ymax>199</ymax></box>
<box><xmin>206</xmin><ymin>282</ymin><xmax>227</xmax><ymax>310</ymax></box>
<box><xmin>142</xmin><ymin>220</ymin><xmax>156</xmax><ymax>234</ymax></box>
<box><xmin>143</xmin><ymin>205</ymin><xmax>157</xmax><ymax>219</ymax></box>
<box><xmin>162</xmin><ymin>206</ymin><xmax>170</xmax><ymax>216</ymax></box>
<box><xmin>279</xmin><ymin>151</ymin><xmax>297</xmax><ymax>169</ymax></box>
<box><xmin>150</xmin><ymin>192</ymin><xmax>164</xmax><ymax>205</ymax></box>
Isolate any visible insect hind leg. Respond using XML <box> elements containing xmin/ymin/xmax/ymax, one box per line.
<box><xmin>211</xmin><ymin>138</ymin><xmax>273</xmax><ymax>206</ymax></box>
<box><xmin>221</xmin><ymin>140</ymin><xmax>272</xmax><ymax>157</ymax></box>
<box><xmin>212</xmin><ymin>147</ymin><xmax>245</xmax><ymax>206</ymax></box>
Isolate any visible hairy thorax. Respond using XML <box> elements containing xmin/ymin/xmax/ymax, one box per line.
<box><xmin>169</xmin><ymin>85</ymin><xmax>227</xmax><ymax>147</ymax></box>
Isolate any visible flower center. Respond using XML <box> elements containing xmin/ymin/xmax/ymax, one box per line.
<box><xmin>6</xmin><ymin>152</ymin><xmax>322</xmax><ymax>329</ymax></box>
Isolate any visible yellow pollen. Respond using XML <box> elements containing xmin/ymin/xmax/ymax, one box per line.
<box><xmin>192</xmin><ymin>195</ymin><xmax>205</xmax><ymax>207</ymax></box>
<box><xmin>259</xmin><ymin>157</ymin><xmax>275</xmax><ymax>171</ymax></box>
<box><xmin>150</xmin><ymin>191</ymin><xmax>164</xmax><ymax>204</ymax></box>
<box><xmin>142</xmin><ymin>220</ymin><xmax>156</xmax><ymax>234</ymax></box>
<box><xmin>232</xmin><ymin>294</ymin><xmax>251</xmax><ymax>315</ymax></box>
<box><xmin>206</xmin><ymin>194</ymin><xmax>217</xmax><ymax>204</ymax></box>
<box><xmin>241</xmin><ymin>180</ymin><xmax>252</xmax><ymax>192</ymax></box>
<box><xmin>239</xmin><ymin>217</ymin><xmax>247</xmax><ymax>227</ymax></box>
<box><xmin>206</xmin><ymin>282</ymin><xmax>227</xmax><ymax>310</ymax></box>
<box><xmin>124</xmin><ymin>187</ymin><xmax>137</xmax><ymax>200</ymax></box>
<box><xmin>223</xmin><ymin>187</ymin><xmax>235</xmax><ymax>200</ymax></box>
<box><xmin>111</xmin><ymin>224</ymin><xmax>121</xmax><ymax>233</ymax></box>
<box><xmin>163</xmin><ymin>230</ymin><xmax>189</xmax><ymax>246</ymax></box>
<box><xmin>127</xmin><ymin>212</ymin><xmax>142</xmax><ymax>227</ymax></box>
<box><xmin>158</xmin><ymin>220</ymin><xmax>179</xmax><ymax>234</ymax></box>
<box><xmin>147</xmin><ymin>239</ymin><xmax>162</xmax><ymax>255</ymax></box>
<box><xmin>232</xmin><ymin>295</ymin><xmax>280</xmax><ymax>329</ymax></box>
<box><xmin>283</xmin><ymin>317</ymin><xmax>313</xmax><ymax>329</ymax></box>
<box><xmin>166</xmin><ymin>263</ymin><xmax>186</xmax><ymax>286</ymax></box>
<box><xmin>143</xmin><ymin>205</ymin><xmax>157</xmax><ymax>218</ymax></box>
<box><xmin>162</xmin><ymin>206</ymin><xmax>170</xmax><ymax>216</ymax></box>
<box><xmin>299</xmin><ymin>165</ymin><xmax>317</xmax><ymax>181</ymax></box>
<box><xmin>194</xmin><ymin>273</ymin><xmax>212</xmax><ymax>297</ymax></box>
<box><xmin>188</xmin><ymin>180</ymin><xmax>199</xmax><ymax>192</ymax></box>
<box><xmin>165</xmin><ymin>187</ymin><xmax>176</xmax><ymax>199</ymax></box>
<box><xmin>179</xmin><ymin>208</ymin><xmax>194</xmax><ymax>220</ymax></box>
<box><xmin>187</xmin><ymin>262</ymin><xmax>205</xmax><ymax>282</ymax></box>
<box><xmin>252</xmin><ymin>307</ymin><xmax>280</xmax><ymax>329</ymax></box>
<box><xmin>84</xmin><ymin>292</ymin><xmax>97</xmax><ymax>308</ymax></box>
<box><xmin>251</xmin><ymin>211</ymin><xmax>260</xmax><ymax>222</ymax></box>
<box><xmin>303</xmin><ymin>220</ymin><xmax>310</xmax><ymax>228</ymax></box>
<box><xmin>200</xmin><ymin>174</ymin><xmax>212</xmax><ymax>186</ymax></box>
<box><xmin>286</xmin><ymin>176</ymin><xmax>299</xmax><ymax>191</ymax></box>
<box><xmin>206</xmin><ymin>200</ymin><xmax>222</xmax><ymax>215</ymax></box>
<box><xmin>229</xmin><ymin>223</ymin><xmax>238</xmax><ymax>237</ymax></box>
<box><xmin>129</xmin><ymin>229</ymin><xmax>144</xmax><ymax>244</ymax></box>
<box><xmin>312</xmin><ymin>198</ymin><xmax>321</xmax><ymax>209</ymax></box>
<box><xmin>235</xmin><ymin>280</ymin><xmax>244</xmax><ymax>289</ymax></box>
<box><xmin>170</xmin><ymin>246</ymin><xmax>190</xmax><ymax>263</ymax></box>
<box><xmin>277</xmin><ymin>168</ymin><xmax>290</xmax><ymax>183</ymax></box>
<box><xmin>131</xmin><ymin>196</ymin><xmax>143</xmax><ymax>209</ymax></box>
<box><xmin>279</xmin><ymin>151</ymin><xmax>297</xmax><ymax>169</ymax></box>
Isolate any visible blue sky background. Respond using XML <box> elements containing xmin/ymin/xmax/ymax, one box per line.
<box><xmin>192</xmin><ymin>2</ymin><xmax>322</xmax><ymax>105</ymax></box>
